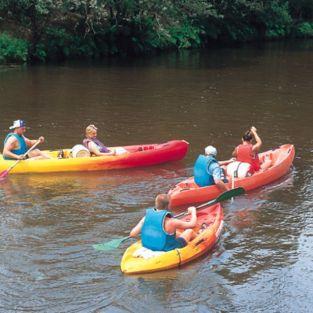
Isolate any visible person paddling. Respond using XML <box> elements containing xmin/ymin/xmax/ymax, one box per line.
<box><xmin>193</xmin><ymin>145</ymin><xmax>229</xmax><ymax>192</ymax></box>
<box><xmin>232</xmin><ymin>126</ymin><xmax>262</xmax><ymax>174</ymax></box>
<box><xmin>83</xmin><ymin>125</ymin><xmax>116</xmax><ymax>156</ymax></box>
<box><xmin>129</xmin><ymin>194</ymin><xmax>197</xmax><ymax>252</ymax></box>
<box><xmin>3</xmin><ymin>120</ymin><xmax>51</xmax><ymax>160</ymax></box>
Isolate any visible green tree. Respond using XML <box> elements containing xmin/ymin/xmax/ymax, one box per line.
<box><xmin>0</xmin><ymin>0</ymin><xmax>312</xmax><ymax>63</ymax></box>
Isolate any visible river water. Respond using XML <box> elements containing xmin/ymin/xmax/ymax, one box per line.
<box><xmin>0</xmin><ymin>41</ymin><xmax>312</xmax><ymax>312</ymax></box>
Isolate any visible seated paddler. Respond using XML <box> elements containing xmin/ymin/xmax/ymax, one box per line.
<box><xmin>3</xmin><ymin>119</ymin><xmax>51</xmax><ymax>160</ymax></box>
<box><xmin>193</xmin><ymin>145</ymin><xmax>229</xmax><ymax>192</ymax></box>
<box><xmin>129</xmin><ymin>194</ymin><xmax>197</xmax><ymax>252</ymax></box>
<box><xmin>232</xmin><ymin>126</ymin><xmax>262</xmax><ymax>174</ymax></box>
<box><xmin>83</xmin><ymin>124</ymin><xmax>116</xmax><ymax>156</ymax></box>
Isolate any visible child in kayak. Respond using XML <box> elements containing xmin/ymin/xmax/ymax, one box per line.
<box><xmin>193</xmin><ymin>145</ymin><xmax>229</xmax><ymax>192</ymax></box>
<box><xmin>83</xmin><ymin>124</ymin><xmax>116</xmax><ymax>156</ymax></box>
<box><xmin>130</xmin><ymin>194</ymin><xmax>197</xmax><ymax>252</ymax></box>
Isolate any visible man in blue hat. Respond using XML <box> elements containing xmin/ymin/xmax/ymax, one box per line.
<box><xmin>2</xmin><ymin>120</ymin><xmax>51</xmax><ymax>160</ymax></box>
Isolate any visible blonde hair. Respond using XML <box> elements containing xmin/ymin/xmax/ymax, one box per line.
<box><xmin>155</xmin><ymin>194</ymin><xmax>170</xmax><ymax>210</ymax></box>
<box><xmin>85</xmin><ymin>124</ymin><xmax>97</xmax><ymax>137</ymax></box>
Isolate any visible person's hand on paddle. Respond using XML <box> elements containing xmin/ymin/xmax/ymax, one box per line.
<box><xmin>188</xmin><ymin>206</ymin><xmax>196</xmax><ymax>216</ymax></box>
<box><xmin>38</xmin><ymin>136</ymin><xmax>45</xmax><ymax>144</ymax></box>
<box><xmin>17</xmin><ymin>155</ymin><xmax>26</xmax><ymax>160</ymax></box>
<box><xmin>250</xmin><ymin>126</ymin><xmax>257</xmax><ymax>134</ymax></box>
<box><xmin>250</xmin><ymin>126</ymin><xmax>262</xmax><ymax>152</ymax></box>
<box><xmin>0</xmin><ymin>139</ymin><xmax>42</xmax><ymax>180</ymax></box>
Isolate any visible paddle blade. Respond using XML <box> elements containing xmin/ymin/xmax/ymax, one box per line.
<box><xmin>216</xmin><ymin>187</ymin><xmax>245</xmax><ymax>202</ymax></box>
<box><xmin>0</xmin><ymin>170</ymin><xmax>9</xmax><ymax>180</ymax></box>
<box><xmin>93</xmin><ymin>236</ymin><xmax>130</xmax><ymax>251</ymax></box>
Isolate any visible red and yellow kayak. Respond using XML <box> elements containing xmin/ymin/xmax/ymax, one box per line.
<box><xmin>169</xmin><ymin>144</ymin><xmax>295</xmax><ymax>208</ymax></box>
<box><xmin>121</xmin><ymin>203</ymin><xmax>223</xmax><ymax>274</ymax></box>
<box><xmin>0</xmin><ymin>140</ymin><xmax>189</xmax><ymax>174</ymax></box>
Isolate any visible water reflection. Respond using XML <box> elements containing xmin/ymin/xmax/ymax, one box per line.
<box><xmin>0</xmin><ymin>41</ymin><xmax>312</xmax><ymax>312</ymax></box>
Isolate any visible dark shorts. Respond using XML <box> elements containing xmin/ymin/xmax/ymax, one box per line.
<box><xmin>175</xmin><ymin>237</ymin><xmax>187</xmax><ymax>249</ymax></box>
<box><xmin>151</xmin><ymin>237</ymin><xmax>188</xmax><ymax>252</ymax></box>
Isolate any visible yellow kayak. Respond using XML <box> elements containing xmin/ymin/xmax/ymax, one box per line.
<box><xmin>121</xmin><ymin>203</ymin><xmax>223</xmax><ymax>274</ymax></box>
<box><xmin>0</xmin><ymin>140</ymin><xmax>189</xmax><ymax>174</ymax></box>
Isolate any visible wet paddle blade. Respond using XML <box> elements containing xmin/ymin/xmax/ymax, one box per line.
<box><xmin>216</xmin><ymin>187</ymin><xmax>245</xmax><ymax>202</ymax></box>
<box><xmin>93</xmin><ymin>236</ymin><xmax>130</xmax><ymax>251</ymax></box>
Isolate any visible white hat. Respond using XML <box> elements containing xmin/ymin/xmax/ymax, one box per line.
<box><xmin>9</xmin><ymin>120</ymin><xmax>26</xmax><ymax>130</ymax></box>
<box><xmin>204</xmin><ymin>145</ymin><xmax>217</xmax><ymax>156</ymax></box>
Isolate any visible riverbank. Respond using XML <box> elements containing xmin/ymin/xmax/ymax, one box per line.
<box><xmin>1</xmin><ymin>0</ymin><xmax>312</xmax><ymax>64</ymax></box>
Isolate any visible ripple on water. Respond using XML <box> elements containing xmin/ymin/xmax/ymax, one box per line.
<box><xmin>1</xmin><ymin>43</ymin><xmax>313</xmax><ymax>312</ymax></box>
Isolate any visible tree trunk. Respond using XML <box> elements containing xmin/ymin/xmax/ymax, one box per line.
<box><xmin>28</xmin><ymin>0</ymin><xmax>40</xmax><ymax>62</ymax></box>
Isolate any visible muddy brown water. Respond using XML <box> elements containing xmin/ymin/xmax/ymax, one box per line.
<box><xmin>0</xmin><ymin>41</ymin><xmax>312</xmax><ymax>312</ymax></box>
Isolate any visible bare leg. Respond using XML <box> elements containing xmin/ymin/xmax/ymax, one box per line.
<box><xmin>178</xmin><ymin>229</ymin><xmax>197</xmax><ymax>243</ymax></box>
<box><xmin>260</xmin><ymin>155</ymin><xmax>272</xmax><ymax>171</ymax></box>
<box><xmin>28</xmin><ymin>149</ymin><xmax>52</xmax><ymax>160</ymax></box>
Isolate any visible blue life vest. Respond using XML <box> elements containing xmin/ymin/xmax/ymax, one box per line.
<box><xmin>141</xmin><ymin>208</ymin><xmax>182</xmax><ymax>251</ymax></box>
<box><xmin>194</xmin><ymin>155</ymin><xmax>218</xmax><ymax>187</ymax></box>
<box><xmin>3</xmin><ymin>133</ymin><xmax>27</xmax><ymax>160</ymax></box>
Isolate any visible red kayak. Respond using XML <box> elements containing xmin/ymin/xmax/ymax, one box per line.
<box><xmin>168</xmin><ymin>144</ymin><xmax>295</xmax><ymax>208</ymax></box>
<box><xmin>0</xmin><ymin>140</ymin><xmax>189</xmax><ymax>174</ymax></box>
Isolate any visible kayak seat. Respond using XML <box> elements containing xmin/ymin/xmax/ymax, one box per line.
<box><xmin>180</xmin><ymin>187</ymin><xmax>190</xmax><ymax>192</ymax></box>
<box><xmin>273</xmin><ymin>152</ymin><xmax>286</xmax><ymax>165</ymax></box>
<box><xmin>260</xmin><ymin>153</ymin><xmax>273</xmax><ymax>171</ymax></box>
<box><xmin>180</xmin><ymin>182</ymin><xmax>191</xmax><ymax>192</ymax></box>
<box><xmin>199</xmin><ymin>223</ymin><xmax>209</xmax><ymax>233</ymax></box>
<box><xmin>193</xmin><ymin>222</ymin><xmax>214</xmax><ymax>246</ymax></box>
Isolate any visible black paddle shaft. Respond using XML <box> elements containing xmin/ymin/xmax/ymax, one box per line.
<box><xmin>174</xmin><ymin>187</ymin><xmax>245</xmax><ymax>219</ymax></box>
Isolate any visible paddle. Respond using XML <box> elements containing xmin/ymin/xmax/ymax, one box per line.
<box><xmin>0</xmin><ymin>140</ymin><xmax>41</xmax><ymax>180</ymax></box>
<box><xmin>231</xmin><ymin>171</ymin><xmax>235</xmax><ymax>203</ymax></box>
<box><xmin>174</xmin><ymin>187</ymin><xmax>245</xmax><ymax>218</ymax></box>
<box><xmin>93</xmin><ymin>236</ymin><xmax>131</xmax><ymax>252</ymax></box>
<box><xmin>92</xmin><ymin>187</ymin><xmax>245</xmax><ymax>251</ymax></box>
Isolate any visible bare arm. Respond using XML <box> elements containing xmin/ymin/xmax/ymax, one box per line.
<box><xmin>24</xmin><ymin>137</ymin><xmax>36</xmax><ymax>147</ymax></box>
<box><xmin>171</xmin><ymin>207</ymin><xmax>197</xmax><ymax>230</ymax></box>
<box><xmin>212</xmin><ymin>165</ymin><xmax>229</xmax><ymax>192</ymax></box>
<box><xmin>232</xmin><ymin>148</ymin><xmax>237</xmax><ymax>158</ymax></box>
<box><xmin>3</xmin><ymin>137</ymin><xmax>24</xmax><ymax>160</ymax></box>
<box><xmin>130</xmin><ymin>217</ymin><xmax>145</xmax><ymax>237</ymax></box>
<box><xmin>250</xmin><ymin>126</ymin><xmax>262</xmax><ymax>153</ymax></box>
<box><xmin>214</xmin><ymin>178</ymin><xmax>229</xmax><ymax>192</ymax></box>
<box><xmin>24</xmin><ymin>136</ymin><xmax>44</xmax><ymax>147</ymax></box>
<box><xmin>219</xmin><ymin>158</ymin><xmax>235</xmax><ymax>166</ymax></box>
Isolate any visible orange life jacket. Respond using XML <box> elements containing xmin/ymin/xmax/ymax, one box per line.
<box><xmin>236</xmin><ymin>143</ymin><xmax>260</xmax><ymax>173</ymax></box>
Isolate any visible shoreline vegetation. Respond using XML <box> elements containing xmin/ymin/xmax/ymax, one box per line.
<box><xmin>0</xmin><ymin>0</ymin><xmax>312</xmax><ymax>64</ymax></box>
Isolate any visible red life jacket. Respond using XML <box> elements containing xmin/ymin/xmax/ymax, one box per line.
<box><xmin>236</xmin><ymin>143</ymin><xmax>260</xmax><ymax>173</ymax></box>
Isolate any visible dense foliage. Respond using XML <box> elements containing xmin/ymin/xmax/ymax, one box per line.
<box><xmin>0</xmin><ymin>0</ymin><xmax>312</xmax><ymax>63</ymax></box>
<box><xmin>0</xmin><ymin>32</ymin><xmax>28</xmax><ymax>63</ymax></box>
